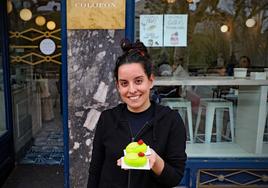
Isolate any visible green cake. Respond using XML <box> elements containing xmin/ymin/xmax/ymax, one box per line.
<box><xmin>123</xmin><ymin>152</ymin><xmax>147</xmax><ymax>167</ymax></box>
<box><xmin>125</xmin><ymin>139</ymin><xmax>147</xmax><ymax>154</ymax></box>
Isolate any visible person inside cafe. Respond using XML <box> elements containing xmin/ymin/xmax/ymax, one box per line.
<box><xmin>238</xmin><ymin>55</ymin><xmax>251</xmax><ymax>68</ymax></box>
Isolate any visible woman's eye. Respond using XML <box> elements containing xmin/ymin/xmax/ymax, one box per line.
<box><xmin>120</xmin><ymin>81</ymin><xmax>128</xmax><ymax>87</ymax></box>
<box><xmin>135</xmin><ymin>79</ymin><xmax>143</xmax><ymax>85</ymax></box>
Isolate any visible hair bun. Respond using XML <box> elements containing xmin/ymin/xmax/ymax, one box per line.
<box><xmin>120</xmin><ymin>38</ymin><xmax>132</xmax><ymax>52</ymax></box>
<box><xmin>120</xmin><ymin>39</ymin><xmax>149</xmax><ymax>57</ymax></box>
<box><xmin>133</xmin><ymin>39</ymin><xmax>148</xmax><ymax>54</ymax></box>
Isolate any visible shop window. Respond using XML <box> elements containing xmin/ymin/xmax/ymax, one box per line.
<box><xmin>135</xmin><ymin>0</ymin><xmax>268</xmax><ymax>157</ymax></box>
<box><xmin>7</xmin><ymin>0</ymin><xmax>63</xmax><ymax>160</ymax></box>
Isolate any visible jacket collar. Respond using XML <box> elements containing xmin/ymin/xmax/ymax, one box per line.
<box><xmin>115</xmin><ymin>101</ymin><xmax>172</xmax><ymax>141</ymax></box>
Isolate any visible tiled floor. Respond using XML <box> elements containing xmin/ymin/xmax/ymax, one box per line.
<box><xmin>20</xmin><ymin>103</ymin><xmax>64</xmax><ymax>165</ymax></box>
<box><xmin>20</xmin><ymin>122</ymin><xmax>64</xmax><ymax>165</ymax></box>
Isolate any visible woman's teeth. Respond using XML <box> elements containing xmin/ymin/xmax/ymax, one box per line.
<box><xmin>129</xmin><ymin>96</ymin><xmax>139</xmax><ymax>100</ymax></box>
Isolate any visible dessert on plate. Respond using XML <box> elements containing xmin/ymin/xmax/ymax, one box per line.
<box><xmin>123</xmin><ymin>139</ymin><xmax>149</xmax><ymax>168</ymax></box>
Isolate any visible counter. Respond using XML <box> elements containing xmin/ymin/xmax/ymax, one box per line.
<box><xmin>154</xmin><ymin>76</ymin><xmax>268</xmax><ymax>86</ymax></box>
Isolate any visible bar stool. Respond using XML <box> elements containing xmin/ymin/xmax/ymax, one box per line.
<box><xmin>194</xmin><ymin>98</ymin><xmax>234</xmax><ymax>143</ymax></box>
<box><xmin>161</xmin><ymin>98</ymin><xmax>194</xmax><ymax>143</ymax></box>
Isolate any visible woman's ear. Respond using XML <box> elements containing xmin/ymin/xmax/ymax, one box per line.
<box><xmin>149</xmin><ymin>74</ymin><xmax>155</xmax><ymax>89</ymax></box>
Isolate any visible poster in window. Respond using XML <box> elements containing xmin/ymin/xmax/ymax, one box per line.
<box><xmin>140</xmin><ymin>15</ymin><xmax>163</xmax><ymax>47</ymax></box>
<box><xmin>164</xmin><ymin>14</ymin><xmax>188</xmax><ymax>47</ymax></box>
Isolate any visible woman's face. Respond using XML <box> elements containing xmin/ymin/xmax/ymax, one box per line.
<box><xmin>116</xmin><ymin>63</ymin><xmax>154</xmax><ymax>113</ymax></box>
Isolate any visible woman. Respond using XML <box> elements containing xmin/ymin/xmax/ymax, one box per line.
<box><xmin>87</xmin><ymin>39</ymin><xmax>187</xmax><ymax>188</ymax></box>
<box><xmin>238</xmin><ymin>55</ymin><xmax>251</xmax><ymax>68</ymax></box>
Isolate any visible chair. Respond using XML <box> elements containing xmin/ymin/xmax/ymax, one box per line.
<box><xmin>194</xmin><ymin>98</ymin><xmax>234</xmax><ymax>143</ymax></box>
<box><xmin>161</xmin><ymin>98</ymin><xmax>194</xmax><ymax>143</ymax></box>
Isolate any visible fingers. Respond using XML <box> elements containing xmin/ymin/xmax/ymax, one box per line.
<box><xmin>147</xmin><ymin>148</ymin><xmax>157</xmax><ymax>168</ymax></box>
<box><xmin>117</xmin><ymin>158</ymin><xmax>121</xmax><ymax>166</ymax></box>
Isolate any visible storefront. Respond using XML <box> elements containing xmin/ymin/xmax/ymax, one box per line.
<box><xmin>1</xmin><ymin>0</ymin><xmax>268</xmax><ymax>188</ymax></box>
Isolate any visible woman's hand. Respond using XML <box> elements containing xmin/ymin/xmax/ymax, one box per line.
<box><xmin>117</xmin><ymin>158</ymin><xmax>121</xmax><ymax>167</ymax></box>
<box><xmin>147</xmin><ymin>148</ymin><xmax>164</xmax><ymax>176</ymax></box>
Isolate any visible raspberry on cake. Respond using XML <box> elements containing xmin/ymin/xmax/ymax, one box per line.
<box><xmin>123</xmin><ymin>152</ymin><xmax>147</xmax><ymax>167</ymax></box>
<box><xmin>125</xmin><ymin>139</ymin><xmax>147</xmax><ymax>154</ymax></box>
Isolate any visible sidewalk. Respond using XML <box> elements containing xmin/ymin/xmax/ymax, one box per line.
<box><xmin>2</xmin><ymin>165</ymin><xmax>64</xmax><ymax>188</ymax></box>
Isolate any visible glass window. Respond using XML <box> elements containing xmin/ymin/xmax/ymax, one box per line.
<box><xmin>135</xmin><ymin>0</ymin><xmax>268</xmax><ymax>157</ymax></box>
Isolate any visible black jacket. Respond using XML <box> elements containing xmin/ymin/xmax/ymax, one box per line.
<box><xmin>87</xmin><ymin>102</ymin><xmax>187</xmax><ymax>188</ymax></box>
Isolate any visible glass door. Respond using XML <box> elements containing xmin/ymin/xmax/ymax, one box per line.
<box><xmin>7</xmin><ymin>0</ymin><xmax>63</xmax><ymax>166</ymax></box>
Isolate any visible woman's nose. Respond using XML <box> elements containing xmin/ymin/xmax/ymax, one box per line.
<box><xmin>128</xmin><ymin>83</ymin><xmax>137</xmax><ymax>93</ymax></box>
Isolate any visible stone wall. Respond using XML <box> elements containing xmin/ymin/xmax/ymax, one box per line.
<box><xmin>67</xmin><ymin>30</ymin><xmax>124</xmax><ymax>187</ymax></box>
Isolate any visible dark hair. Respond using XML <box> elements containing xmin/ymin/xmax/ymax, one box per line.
<box><xmin>114</xmin><ymin>39</ymin><xmax>153</xmax><ymax>81</ymax></box>
<box><xmin>239</xmin><ymin>55</ymin><xmax>251</xmax><ymax>64</ymax></box>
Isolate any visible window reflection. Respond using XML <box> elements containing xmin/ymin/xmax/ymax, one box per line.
<box><xmin>137</xmin><ymin>0</ymin><xmax>268</xmax><ymax>157</ymax></box>
<box><xmin>135</xmin><ymin>0</ymin><xmax>268</xmax><ymax>76</ymax></box>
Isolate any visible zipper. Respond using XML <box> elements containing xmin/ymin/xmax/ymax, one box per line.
<box><xmin>127</xmin><ymin>121</ymin><xmax>150</xmax><ymax>188</ymax></box>
<box><xmin>128</xmin><ymin>121</ymin><xmax>150</xmax><ymax>142</ymax></box>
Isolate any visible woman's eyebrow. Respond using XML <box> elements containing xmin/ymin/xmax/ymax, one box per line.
<box><xmin>134</xmin><ymin>75</ymin><xmax>145</xmax><ymax>79</ymax></box>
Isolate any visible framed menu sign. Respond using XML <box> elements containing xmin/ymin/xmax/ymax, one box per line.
<box><xmin>140</xmin><ymin>15</ymin><xmax>163</xmax><ymax>47</ymax></box>
<box><xmin>67</xmin><ymin>0</ymin><xmax>125</xmax><ymax>29</ymax></box>
<box><xmin>163</xmin><ymin>14</ymin><xmax>188</xmax><ymax>47</ymax></box>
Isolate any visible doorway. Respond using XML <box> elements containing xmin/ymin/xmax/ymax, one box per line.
<box><xmin>7</xmin><ymin>0</ymin><xmax>63</xmax><ymax>167</ymax></box>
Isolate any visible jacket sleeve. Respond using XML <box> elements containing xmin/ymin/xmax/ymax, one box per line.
<box><xmin>153</xmin><ymin>111</ymin><xmax>187</xmax><ymax>187</ymax></box>
<box><xmin>87</xmin><ymin>113</ymin><xmax>105</xmax><ymax>188</ymax></box>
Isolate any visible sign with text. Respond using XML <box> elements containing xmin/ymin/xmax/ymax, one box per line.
<box><xmin>164</xmin><ymin>14</ymin><xmax>188</xmax><ymax>47</ymax></box>
<box><xmin>67</xmin><ymin>0</ymin><xmax>125</xmax><ymax>29</ymax></box>
<box><xmin>140</xmin><ymin>15</ymin><xmax>163</xmax><ymax>47</ymax></box>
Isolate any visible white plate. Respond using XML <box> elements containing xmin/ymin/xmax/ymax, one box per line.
<box><xmin>120</xmin><ymin>157</ymin><xmax>150</xmax><ymax>170</ymax></box>
<box><xmin>123</xmin><ymin>146</ymin><xmax>151</xmax><ymax>156</ymax></box>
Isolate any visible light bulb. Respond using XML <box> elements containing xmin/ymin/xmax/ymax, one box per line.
<box><xmin>167</xmin><ymin>0</ymin><xmax>176</xmax><ymax>3</ymax></box>
<box><xmin>47</xmin><ymin>21</ymin><xmax>56</xmax><ymax>30</ymax></box>
<box><xmin>220</xmin><ymin>25</ymin><xmax>229</xmax><ymax>33</ymax></box>
<box><xmin>7</xmin><ymin>0</ymin><xmax>13</xmax><ymax>13</ymax></box>
<box><xmin>19</xmin><ymin>8</ymin><xmax>32</xmax><ymax>21</ymax></box>
<box><xmin>35</xmin><ymin>16</ymin><xmax>46</xmax><ymax>26</ymax></box>
<box><xmin>246</xmin><ymin>18</ymin><xmax>256</xmax><ymax>28</ymax></box>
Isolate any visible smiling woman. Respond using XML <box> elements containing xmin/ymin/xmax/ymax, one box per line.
<box><xmin>87</xmin><ymin>39</ymin><xmax>187</xmax><ymax>188</ymax></box>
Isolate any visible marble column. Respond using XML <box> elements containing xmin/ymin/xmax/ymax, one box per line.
<box><xmin>67</xmin><ymin>30</ymin><xmax>124</xmax><ymax>187</ymax></box>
